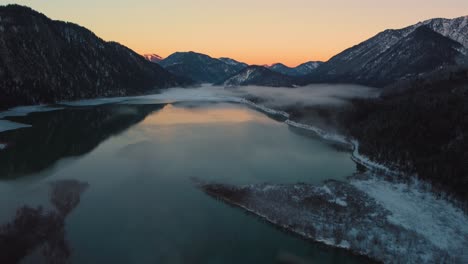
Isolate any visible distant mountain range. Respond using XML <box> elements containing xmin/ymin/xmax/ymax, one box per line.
<box><xmin>220</xmin><ymin>62</ymin><xmax>323</xmax><ymax>87</ymax></box>
<box><xmin>143</xmin><ymin>52</ymin><xmax>321</xmax><ymax>84</ymax></box>
<box><xmin>268</xmin><ymin>61</ymin><xmax>323</xmax><ymax>76</ymax></box>
<box><xmin>309</xmin><ymin>16</ymin><xmax>468</xmax><ymax>87</ymax></box>
<box><xmin>0</xmin><ymin>5</ymin><xmax>191</xmax><ymax>109</ymax></box>
<box><xmin>147</xmin><ymin>16</ymin><xmax>468</xmax><ymax>88</ymax></box>
<box><xmin>155</xmin><ymin>51</ymin><xmax>247</xmax><ymax>83</ymax></box>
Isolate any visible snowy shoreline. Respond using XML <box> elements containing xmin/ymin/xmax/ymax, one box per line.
<box><xmin>283</xmin><ymin>119</ymin><xmax>401</xmax><ymax>176</ymax></box>
<box><xmin>199</xmin><ymin>178</ymin><xmax>468</xmax><ymax>263</ymax></box>
<box><xmin>0</xmin><ymin>105</ymin><xmax>62</xmax><ymax>137</ymax></box>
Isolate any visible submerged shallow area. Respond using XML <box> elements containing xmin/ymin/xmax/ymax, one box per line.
<box><xmin>0</xmin><ymin>100</ymin><xmax>365</xmax><ymax>263</ymax></box>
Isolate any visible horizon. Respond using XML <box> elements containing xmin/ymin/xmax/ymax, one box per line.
<box><xmin>2</xmin><ymin>1</ymin><xmax>468</xmax><ymax>66</ymax></box>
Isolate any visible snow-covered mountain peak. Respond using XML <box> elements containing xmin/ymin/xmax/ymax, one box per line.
<box><xmin>418</xmin><ymin>15</ymin><xmax>468</xmax><ymax>47</ymax></box>
<box><xmin>143</xmin><ymin>53</ymin><xmax>164</xmax><ymax>63</ymax></box>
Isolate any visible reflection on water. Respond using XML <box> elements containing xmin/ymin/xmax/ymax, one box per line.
<box><xmin>144</xmin><ymin>103</ymin><xmax>274</xmax><ymax>126</ymax></box>
<box><xmin>0</xmin><ymin>102</ymin><xmax>362</xmax><ymax>264</ymax></box>
<box><xmin>0</xmin><ymin>180</ymin><xmax>89</xmax><ymax>263</ymax></box>
<box><xmin>0</xmin><ymin>104</ymin><xmax>164</xmax><ymax>179</ymax></box>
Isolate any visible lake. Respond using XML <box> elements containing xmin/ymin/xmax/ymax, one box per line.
<box><xmin>0</xmin><ymin>100</ymin><xmax>370</xmax><ymax>264</ymax></box>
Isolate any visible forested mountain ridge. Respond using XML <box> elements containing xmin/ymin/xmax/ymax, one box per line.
<box><xmin>308</xmin><ymin>16</ymin><xmax>468</xmax><ymax>87</ymax></box>
<box><xmin>344</xmin><ymin>67</ymin><xmax>468</xmax><ymax>201</ymax></box>
<box><xmin>158</xmin><ymin>52</ymin><xmax>247</xmax><ymax>83</ymax></box>
<box><xmin>0</xmin><ymin>5</ymin><xmax>191</xmax><ymax>109</ymax></box>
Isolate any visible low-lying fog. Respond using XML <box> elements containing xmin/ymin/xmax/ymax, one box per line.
<box><xmin>1</xmin><ymin>83</ymin><xmax>379</xmax><ymax>124</ymax></box>
<box><xmin>128</xmin><ymin>83</ymin><xmax>380</xmax><ymax>110</ymax></box>
<box><xmin>220</xmin><ymin>84</ymin><xmax>379</xmax><ymax>108</ymax></box>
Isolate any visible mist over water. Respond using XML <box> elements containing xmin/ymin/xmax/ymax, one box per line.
<box><xmin>120</xmin><ymin>83</ymin><xmax>379</xmax><ymax>110</ymax></box>
<box><xmin>223</xmin><ymin>84</ymin><xmax>380</xmax><ymax>108</ymax></box>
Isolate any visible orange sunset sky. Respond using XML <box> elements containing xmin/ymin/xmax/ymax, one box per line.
<box><xmin>4</xmin><ymin>0</ymin><xmax>468</xmax><ymax>66</ymax></box>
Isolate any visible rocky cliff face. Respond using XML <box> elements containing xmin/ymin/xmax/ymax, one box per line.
<box><xmin>0</xmin><ymin>5</ymin><xmax>191</xmax><ymax>109</ymax></box>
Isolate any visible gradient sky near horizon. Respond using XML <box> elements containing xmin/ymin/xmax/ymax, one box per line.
<box><xmin>3</xmin><ymin>0</ymin><xmax>468</xmax><ymax>66</ymax></box>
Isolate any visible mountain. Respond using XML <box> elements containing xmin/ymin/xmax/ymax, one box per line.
<box><xmin>0</xmin><ymin>5</ymin><xmax>191</xmax><ymax>109</ymax></box>
<box><xmin>269</xmin><ymin>61</ymin><xmax>322</xmax><ymax>76</ymax></box>
<box><xmin>218</xmin><ymin>65</ymin><xmax>297</xmax><ymax>87</ymax></box>
<box><xmin>218</xmin><ymin>57</ymin><xmax>249</xmax><ymax>72</ymax></box>
<box><xmin>294</xmin><ymin>61</ymin><xmax>323</xmax><ymax>75</ymax></box>
<box><xmin>159</xmin><ymin>52</ymin><xmax>247</xmax><ymax>83</ymax></box>
<box><xmin>310</xmin><ymin>16</ymin><xmax>468</xmax><ymax>87</ymax></box>
<box><xmin>143</xmin><ymin>53</ymin><xmax>164</xmax><ymax>63</ymax></box>
<box><xmin>422</xmin><ymin>16</ymin><xmax>468</xmax><ymax>48</ymax></box>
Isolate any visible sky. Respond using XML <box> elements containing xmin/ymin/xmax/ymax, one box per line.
<box><xmin>3</xmin><ymin>0</ymin><xmax>468</xmax><ymax>66</ymax></box>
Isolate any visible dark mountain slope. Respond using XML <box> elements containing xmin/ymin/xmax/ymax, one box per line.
<box><xmin>218</xmin><ymin>65</ymin><xmax>298</xmax><ymax>87</ymax></box>
<box><xmin>218</xmin><ymin>57</ymin><xmax>249</xmax><ymax>72</ymax></box>
<box><xmin>159</xmin><ymin>52</ymin><xmax>245</xmax><ymax>83</ymax></box>
<box><xmin>269</xmin><ymin>61</ymin><xmax>322</xmax><ymax>76</ymax></box>
<box><xmin>308</xmin><ymin>16</ymin><xmax>468</xmax><ymax>87</ymax></box>
<box><xmin>0</xmin><ymin>5</ymin><xmax>190</xmax><ymax>109</ymax></box>
<box><xmin>347</xmin><ymin>26</ymin><xmax>464</xmax><ymax>86</ymax></box>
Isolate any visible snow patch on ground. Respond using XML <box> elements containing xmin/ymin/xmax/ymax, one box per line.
<box><xmin>240</xmin><ymin>98</ymin><xmax>290</xmax><ymax>118</ymax></box>
<box><xmin>0</xmin><ymin>105</ymin><xmax>61</xmax><ymax>135</ymax></box>
<box><xmin>333</xmin><ymin>198</ymin><xmax>348</xmax><ymax>207</ymax></box>
<box><xmin>352</xmin><ymin>176</ymin><xmax>468</xmax><ymax>254</ymax></box>
<box><xmin>285</xmin><ymin>120</ymin><xmax>348</xmax><ymax>144</ymax></box>
<box><xmin>60</xmin><ymin>97</ymin><xmax>130</xmax><ymax>106</ymax></box>
<box><xmin>0</xmin><ymin>105</ymin><xmax>62</xmax><ymax>119</ymax></box>
<box><xmin>350</xmin><ymin>140</ymin><xmax>401</xmax><ymax>175</ymax></box>
<box><xmin>0</xmin><ymin>120</ymin><xmax>31</xmax><ymax>133</ymax></box>
<box><xmin>321</xmin><ymin>185</ymin><xmax>333</xmax><ymax>195</ymax></box>
<box><xmin>199</xmin><ymin>179</ymin><xmax>460</xmax><ymax>263</ymax></box>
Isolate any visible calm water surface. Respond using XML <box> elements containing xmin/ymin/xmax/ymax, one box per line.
<box><xmin>0</xmin><ymin>102</ymin><xmax>369</xmax><ymax>263</ymax></box>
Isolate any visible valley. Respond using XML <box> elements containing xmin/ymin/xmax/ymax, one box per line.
<box><xmin>0</xmin><ymin>3</ymin><xmax>467</xmax><ymax>264</ymax></box>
